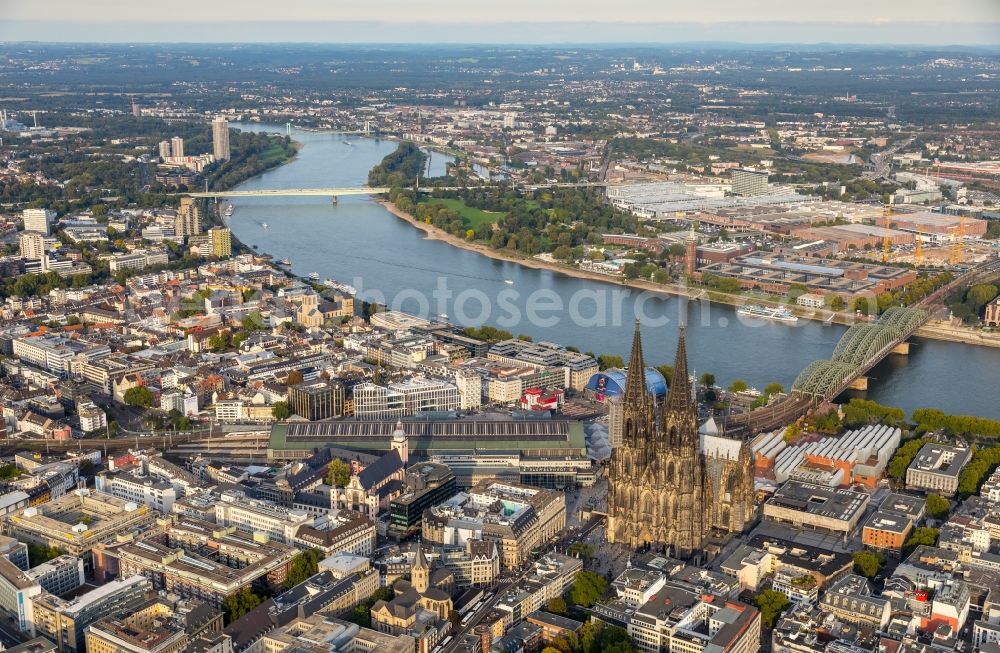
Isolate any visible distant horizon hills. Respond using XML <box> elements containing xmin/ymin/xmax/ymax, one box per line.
<box><xmin>1</xmin><ymin>40</ymin><xmax>999</xmax><ymax>53</ymax></box>
<box><xmin>1</xmin><ymin>20</ymin><xmax>998</xmax><ymax>48</ymax></box>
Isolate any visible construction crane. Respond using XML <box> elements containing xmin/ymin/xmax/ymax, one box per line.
<box><xmin>882</xmin><ymin>204</ymin><xmax>892</xmax><ymax>264</ymax></box>
<box><xmin>957</xmin><ymin>215</ymin><xmax>966</xmax><ymax>265</ymax></box>
<box><xmin>949</xmin><ymin>215</ymin><xmax>966</xmax><ymax>266</ymax></box>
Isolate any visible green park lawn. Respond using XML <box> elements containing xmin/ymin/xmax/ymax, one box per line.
<box><xmin>424</xmin><ymin>198</ymin><xmax>503</xmax><ymax>229</ymax></box>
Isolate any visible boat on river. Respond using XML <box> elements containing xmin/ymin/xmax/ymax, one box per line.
<box><xmin>323</xmin><ymin>278</ymin><xmax>358</xmax><ymax>295</ymax></box>
<box><xmin>737</xmin><ymin>304</ymin><xmax>799</xmax><ymax>324</ymax></box>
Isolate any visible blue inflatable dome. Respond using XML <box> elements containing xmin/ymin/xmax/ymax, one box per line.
<box><xmin>586</xmin><ymin>367</ymin><xmax>667</xmax><ymax>400</ymax></box>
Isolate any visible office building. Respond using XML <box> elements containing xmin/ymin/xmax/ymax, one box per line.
<box><xmin>22</xmin><ymin>209</ymin><xmax>54</xmax><ymax>236</ymax></box>
<box><xmin>212</xmin><ymin>118</ymin><xmax>230</xmax><ymax>161</ymax></box>
<box><xmin>277</xmin><ymin>568</ymin><xmax>380</xmax><ymax>625</ymax></box>
<box><xmin>428</xmin><ymin>451</ymin><xmax>594</xmax><ymax>489</ymax></box>
<box><xmin>95</xmin><ymin>470</ymin><xmax>177</xmax><ymax>514</ymax></box>
<box><xmin>0</xmin><ymin>554</ymin><xmax>85</xmax><ymax>635</ymax></box>
<box><xmin>862</xmin><ymin>510</ymin><xmax>913</xmax><ymax>555</ymax></box>
<box><xmin>84</xmin><ymin>596</ymin><xmax>222</xmax><ymax>653</ymax></box>
<box><xmin>261</xmin><ymin>614</ymin><xmax>413</xmax><ymax>653</ymax></box>
<box><xmin>607</xmin><ymin>398</ymin><xmax>624</xmax><ymax>447</ymax></box>
<box><xmin>627</xmin><ymin>584</ymin><xmax>761</xmax><ymax>653</ymax></box>
<box><xmin>19</xmin><ymin>232</ymin><xmax>46</xmax><ymax>260</ymax></box>
<box><xmin>287</xmin><ymin>380</ymin><xmax>345</xmax><ymax>421</ymax></box>
<box><xmin>110</xmin><ymin>518</ymin><xmax>297</xmax><ymax>606</ymax></box>
<box><xmin>32</xmin><ymin>575</ymin><xmax>152</xmax><ymax>653</ymax></box>
<box><xmin>214</xmin><ymin>492</ymin><xmax>313</xmax><ymax>544</ymax></box>
<box><xmin>487</xmin><ymin>339</ymin><xmax>599</xmax><ymax>391</ymax></box>
<box><xmin>7</xmin><ymin>490</ymin><xmax>154</xmax><ymax>569</ymax></box>
<box><xmin>175</xmin><ymin>197</ymin><xmax>202</xmax><ymax>239</ymax></box>
<box><xmin>423</xmin><ymin>479</ymin><xmax>565</xmax><ymax>570</ymax></box>
<box><xmin>818</xmin><ymin>575</ymin><xmax>891</xmax><ymax>629</ymax></box>
<box><xmin>169</xmin><ymin>137</ymin><xmax>184</xmax><ymax>159</ymax></box>
<box><xmin>292</xmin><ymin>511</ymin><xmax>377</xmax><ymax>558</ymax></box>
<box><xmin>437</xmin><ymin>540</ymin><xmax>500</xmax><ymax>588</ymax></box>
<box><xmin>0</xmin><ymin>536</ymin><xmax>30</xmax><ymax>569</ymax></box>
<box><xmin>26</xmin><ymin>556</ymin><xmax>85</xmax><ymax>597</ymax></box>
<box><xmin>208</xmin><ymin>226</ymin><xmax>231</xmax><ymax>258</ymax></box>
<box><xmin>731</xmin><ymin>168</ymin><xmax>769</xmax><ymax>196</ymax></box>
<box><xmin>906</xmin><ymin>443</ymin><xmax>972</xmax><ymax>496</ymax></box>
<box><xmin>108</xmin><ymin>251</ymin><xmax>169</xmax><ymax>274</ymax></box>
<box><xmin>494</xmin><ymin>553</ymin><xmax>582</xmax><ymax>627</ymax></box>
<box><xmin>353</xmin><ymin>377</ymin><xmax>461</xmax><ymax>420</ymax></box>
<box><xmin>762</xmin><ymin>480</ymin><xmax>870</xmax><ymax>537</ymax></box>
<box><xmin>388</xmin><ymin>462</ymin><xmax>457</xmax><ymax>539</ymax></box>
<box><xmin>12</xmin><ymin>334</ymin><xmax>111</xmax><ymax>376</ymax></box>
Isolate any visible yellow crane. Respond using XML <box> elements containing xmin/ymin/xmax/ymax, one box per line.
<box><xmin>882</xmin><ymin>204</ymin><xmax>892</xmax><ymax>264</ymax></box>
<box><xmin>957</xmin><ymin>215</ymin><xmax>966</xmax><ymax>265</ymax></box>
<box><xmin>949</xmin><ymin>215</ymin><xmax>966</xmax><ymax>266</ymax></box>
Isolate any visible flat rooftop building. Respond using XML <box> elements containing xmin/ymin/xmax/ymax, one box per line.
<box><xmin>8</xmin><ymin>490</ymin><xmax>155</xmax><ymax>566</ymax></box>
<box><xmin>423</xmin><ymin>479</ymin><xmax>565</xmax><ymax>570</ymax></box>
<box><xmin>906</xmin><ymin>443</ymin><xmax>972</xmax><ymax>496</ymax></box>
<box><xmin>388</xmin><ymin>462</ymin><xmax>457</xmax><ymax>540</ymax></box>
<box><xmin>876</xmin><ymin>211</ymin><xmax>988</xmax><ymax>240</ymax></box>
<box><xmin>763</xmin><ymin>480</ymin><xmax>870</xmax><ymax>536</ymax></box>
<box><xmin>32</xmin><ymin>575</ymin><xmax>152</xmax><ymax>653</ymax></box>
<box><xmin>697</xmin><ymin>252</ymin><xmax>917</xmax><ymax>299</ymax></box>
<box><xmin>84</xmin><ymin>596</ymin><xmax>222</xmax><ymax>653</ymax></box>
<box><xmin>862</xmin><ymin>509</ymin><xmax>913</xmax><ymax>555</ymax></box>
<box><xmin>487</xmin><ymin>339</ymin><xmax>598</xmax><ymax>390</ymax></box>
<box><xmin>108</xmin><ymin>517</ymin><xmax>297</xmax><ymax>607</ymax></box>
<box><xmin>261</xmin><ymin>614</ymin><xmax>413</xmax><ymax>653</ymax></box>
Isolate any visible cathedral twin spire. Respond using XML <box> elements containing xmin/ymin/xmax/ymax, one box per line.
<box><xmin>625</xmin><ymin>319</ymin><xmax>694</xmax><ymax>412</ymax></box>
<box><xmin>665</xmin><ymin>327</ymin><xmax>693</xmax><ymax>414</ymax></box>
<box><xmin>623</xmin><ymin>319</ymin><xmax>649</xmax><ymax>407</ymax></box>
<box><xmin>609</xmin><ymin>321</ymin><xmax>754</xmax><ymax>556</ymax></box>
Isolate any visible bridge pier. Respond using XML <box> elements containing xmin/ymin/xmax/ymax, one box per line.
<box><xmin>891</xmin><ymin>341</ymin><xmax>910</xmax><ymax>355</ymax></box>
<box><xmin>848</xmin><ymin>377</ymin><xmax>869</xmax><ymax>391</ymax></box>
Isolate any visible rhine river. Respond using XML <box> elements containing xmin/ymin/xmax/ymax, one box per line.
<box><xmin>225</xmin><ymin>125</ymin><xmax>1000</xmax><ymax>419</ymax></box>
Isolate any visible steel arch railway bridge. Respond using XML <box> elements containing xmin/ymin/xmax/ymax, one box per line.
<box><xmin>725</xmin><ymin>257</ymin><xmax>1000</xmax><ymax>436</ymax></box>
<box><xmin>727</xmin><ymin>306</ymin><xmax>930</xmax><ymax>435</ymax></box>
<box><xmin>792</xmin><ymin>306</ymin><xmax>928</xmax><ymax>398</ymax></box>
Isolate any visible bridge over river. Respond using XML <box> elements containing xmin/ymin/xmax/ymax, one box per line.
<box><xmin>728</xmin><ymin>257</ymin><xmax>1000</xmax><ymax>435</ymax></box>
<box><xmin>183</xmin><ymin>180</ymin><xmax>608</xmax><ymax>200</ymax></box>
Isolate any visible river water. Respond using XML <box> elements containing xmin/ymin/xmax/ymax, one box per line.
<box><xmin>225</xmin><ymin>125</ymin><xmax>1000</xmax><ymax>419</ymax></box>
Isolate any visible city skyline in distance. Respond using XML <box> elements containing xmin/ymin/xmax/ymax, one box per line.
<box><xmin>2</xmin><ymin>0</ymin><xmax>999</xmax><ymax>45</ymax></box>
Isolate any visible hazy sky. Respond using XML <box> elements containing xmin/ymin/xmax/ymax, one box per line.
<box><xmin>2</xmin><ymin>0</ymin><xmax>999</xmax><ymax>44</ymax></box>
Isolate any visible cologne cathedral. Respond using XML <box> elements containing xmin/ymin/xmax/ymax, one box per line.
<box><xmin>606</xmin><ymin>322</ymin><xmax>754</xmax><ymax>559</ymax></box>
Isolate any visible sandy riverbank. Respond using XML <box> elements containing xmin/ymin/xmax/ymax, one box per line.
<box><xmin>377</xmin><ymin>198</ymin><xmax>858</xmax><ymax>327</ymax></box>
<box><xmin>916</xmin><ymin>321</ymin><xmax>1000</xmax><ymax>348</ymax></box>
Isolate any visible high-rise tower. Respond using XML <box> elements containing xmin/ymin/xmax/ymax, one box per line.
<box><xmin>212</xmin><ymin>117</ymin><xmax>230</xmax><ymax>161</ymax></box>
